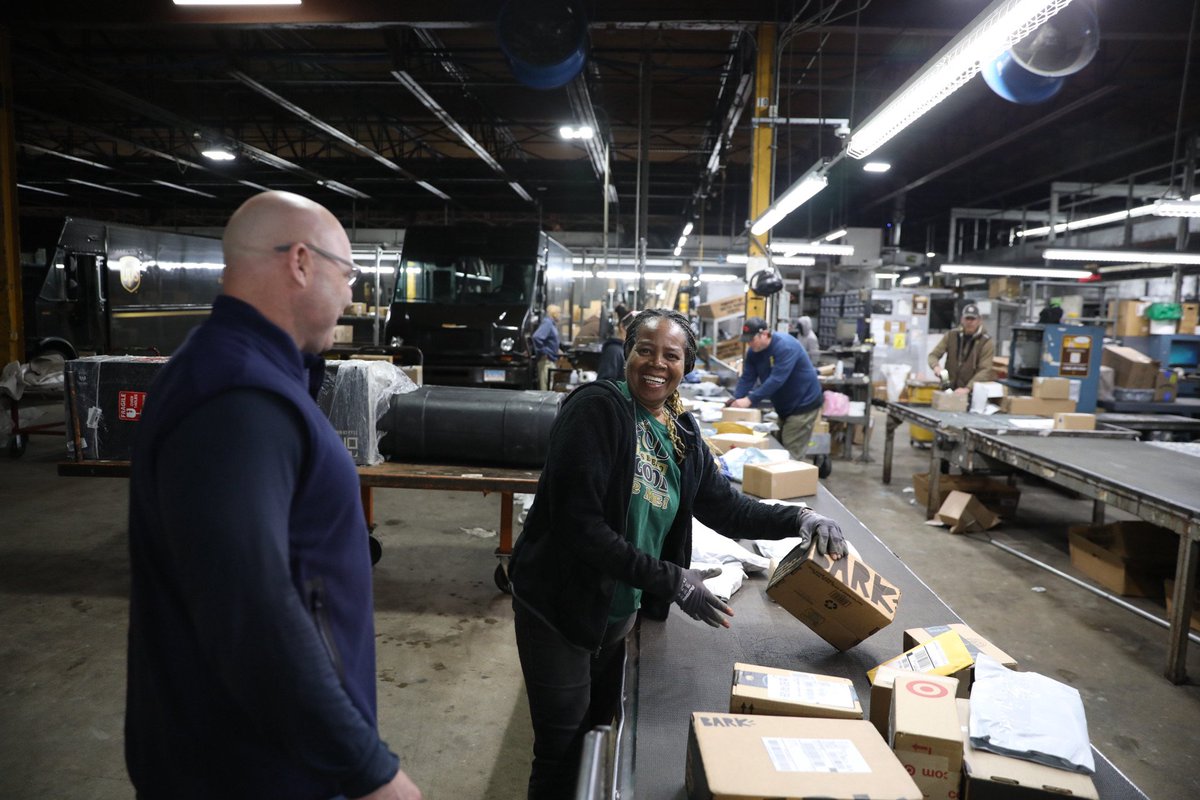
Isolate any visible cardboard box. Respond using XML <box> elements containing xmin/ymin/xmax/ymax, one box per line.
<box><xmin>65</xmin><ymin>356</ymin><xmax>168</xmax><ymax>461</ymax></box>
<box><xmin>930</xmin><ymin>391</ymin><xmax>968</xmax><ymax>412</ymax></box>
<box><xmin>958</xmin><ymin>699</ymin><xmax>1098</xmax><ymax>800</ymax></box>
<box><xmin>912</xmin><ymin>473</ymin><xmax>1020</xmax><ymax>518</ymax></box>
<box><xmin>707</xmin><ymin>432</ymin><xmax>770</xmax><ymax>455</ymax></box>
<box><xmin>1031</xmin><ymin>376</ymin><xmax>1071</xmax><ymax>400</ymax></box>
<box><xmin>767</xmin><ymin>547</ymin><xmax>901</xmax><ymax>652</ymax></box>
<box><xmin>1154</xmin><ymin>368</ymin><xmax>1179</xmax><ymax>403</ymax></box>
<box><xmin>935</xmin><ymin>491</ymin><xmax>1000</xmax><ymax>534</ymax></box>
<box><xmin>686</xmin><ymin>713</ymin><xmax>922</xmax><ymax>800</ymax></box>
<box><xmin>698</xmin><ymin>294</ymin><xmax>746</xmax><ymax>319</ymax></box>
<box><xmin>1067</xmin><ymin>521</ymin><xmax>1177</xmax><ymax>598</ymax></box>
<box><xmin>988</xmin><ymin>277</ymin><xmax>1020</xmax><ymax>299</ymax></box>
<box><xmin>743</xmin><ymin>460</ymin><xmax>819</xmax><ymax>499</ymax></box>
<box><xmin>891</xmin><ymin>673</ymin><xmax>963</xmax><ymax>799</ymax></box>
<box><xmin>332</xmin><ymin>324</ymin><xmax>355</xmax><ymax>344</ymax></box>
<box><xmin>1108</xmin><ymin>298</ymin><xmax>1149</xmax><ymax>338</ymax></box>
<box><xmin>1182</xmin><ymin>302</ymin><xmax>1200</xmax><ymax>333</ymax></box>
<box><xmin>868</xmin><ymin>630</ymin><xmax>975</xmax><ymax>684</ymax></box>
<box><xmin>730</xmin><ymin>663</ymin><xmax>863</xmax><ymax>719</ymax></box>
<box><xmin>1164</xmin><ymin>579</ymin><xmax>1200</xmax><ymax>633</ymax></box>
<box><xmin>400</xmin><ymin>365</ymin><xmax>423</xmax><ymax>386</ymax></box>
<box><xmin>714</xmin><ymin>339</ymin><xmax>744</xmax><ymax>361</ymax></box>
<box><xmin>902</xmin><ymin>624</ymin><xmax>1017</xmax><ymax>698</ymax></box>
<box><xmin>999</xmin><ymin>396</ymin><xmax>1076</xmax><ymax>417</ymax></box>
<box><xmin>1102</xmin><ymin>344</ymin><xmax>1159</xmax><ymax>389</ymax></box>
<box><xmin>722</xmin><ymin>407</ymin><xmax>763</xmax><ymax>423</ymax></box>
<box><xmin>1053</xmin><ymin>412</ymin><xmax>1095</xmax><ymax>431</ymax></box>
<box><xmin>814</xmin><ymin>419</ymin><xmax>830</xmax><ymax>434</ymax></box>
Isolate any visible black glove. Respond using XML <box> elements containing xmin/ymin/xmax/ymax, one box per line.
<box><xmin>674</xmin><ymin>567</ymin><xmax>731</xmax><ymax>628</ymax></box>
<box><xmin>796</xmin><ymin>508</ymin><xmax>847</xmax><ymax>558</ymax></box>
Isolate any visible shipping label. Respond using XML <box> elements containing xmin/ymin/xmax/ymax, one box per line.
<box><xmin>762</xmin><ymin>737</ymin><xmax>870</xmax><ymax>773</ymax></box>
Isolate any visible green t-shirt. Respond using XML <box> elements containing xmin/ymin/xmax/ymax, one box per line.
<box><xmin>609</xmin><ymin>381</ymin><xmax>681</xmax><ymax>622</ymax></box>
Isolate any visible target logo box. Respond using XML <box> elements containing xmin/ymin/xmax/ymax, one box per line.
<box><xmin>866</xmin><ymin>630</ymin><xmax>974</xmax><ymax>736</ymax></box>
<box><xmin>902</xmin><ymin>624</ymin><xmax>1018</xmax><ymax>699</ymax></box>
<box><xmin>890</xmin><ymin>673</ymin><xmax>963</xmax><ymax>800</ymax></box>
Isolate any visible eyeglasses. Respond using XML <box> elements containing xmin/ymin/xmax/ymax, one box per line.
<box><xmin>274</xmin><ymin>242</ymin><xmax>359</xmax><ymax>287</ymax></box>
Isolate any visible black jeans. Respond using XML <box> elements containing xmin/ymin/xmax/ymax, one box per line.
<box><xmin>513</xmin><ymin>600</ymin><xmax>635</xmax><ymax>800</ymax></box>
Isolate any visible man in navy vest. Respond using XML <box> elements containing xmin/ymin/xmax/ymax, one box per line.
<box><xmin>126</xmin><ymin>191</ymin><xmax>422</xmax><ymax>799</ymax></box>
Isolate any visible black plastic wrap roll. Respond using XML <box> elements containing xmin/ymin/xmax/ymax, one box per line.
<box><xmin>381</xmin><ymin>386</ymin><xmax>563</xmax><ymax>467</ymax></box>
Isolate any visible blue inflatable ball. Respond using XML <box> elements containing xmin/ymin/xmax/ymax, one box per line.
<box><xmin>981</xmin><ymin>49</ymin><xmax>1065</xmax><ymax>105</ymax></box>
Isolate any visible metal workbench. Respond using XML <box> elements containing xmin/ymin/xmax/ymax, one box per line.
<box><xmin>609</xmin><ymin>486</ymin><xmax>1148</xmax><ymax>800</ymax></box>
<box><xmin>962</xmin><ymin>431</ymin><xmax>1200</xmax><ymax>684</ymax></box>
<box><xmin>1095</xmin><ymin>412</ymin><xmax>1200</xmax><ymax>439</ymax></box>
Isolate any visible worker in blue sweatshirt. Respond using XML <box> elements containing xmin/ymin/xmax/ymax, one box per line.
<box><xmin>727</xmin><ymin>316</ymin><xmax>824</xmax><ymax>459</ymax></box>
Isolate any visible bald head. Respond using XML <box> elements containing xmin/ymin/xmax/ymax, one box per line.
<box><xmin>220</xmin><ymin>191</ymin><xmax>354</xmax><ymax>354</ymax></box>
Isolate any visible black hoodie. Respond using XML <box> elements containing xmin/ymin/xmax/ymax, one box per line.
<box><xmin>508</xmin><ymin>380</ymin><xmax>801</xmax><ymax>650</ymax></box>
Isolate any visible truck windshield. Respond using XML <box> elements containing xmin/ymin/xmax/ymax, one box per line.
<box><xmin>393</xmin><ymin>257</ymin><xmax>535</xmax><ymax>305</ymax></box>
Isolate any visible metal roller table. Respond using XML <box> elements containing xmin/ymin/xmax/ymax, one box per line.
<box><xmin>611</xmin><ymin>485</ymin><xmax>1148</xmax><ymax>799</ymax></box>
<box><xmin>960</xmin><ymin>431</ymin><xmax>1200</xmax><ymax>684</ymax></box>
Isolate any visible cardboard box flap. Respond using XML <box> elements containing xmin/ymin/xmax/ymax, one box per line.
<box><xmin>935</xmin><ymin>490</ymin><xmax>1000</xmax><ymax>534</ymax></box>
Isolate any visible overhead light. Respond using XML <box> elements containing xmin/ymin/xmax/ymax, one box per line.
<box><xmin>926</xmin><ymin>251</ymin><xmax>937</xmax><ymax>258</ymax></box>
<box><xmin>773</xmin><ymin>256</ymin><xmax>816</xmax><ymax>267</ymax></box>
<box><xmin>201</xmin><ymin>146</ymin><xmax>236</xmax><ymax>162</ymax></box>
<box><xmin>847</xmin><ymin>0</ymin><xmax>1078</xmax><ymax>159</ymax></box>
<box><xmin>1042</xmin><ymin>248</ymin><xmax>1200</xmax><ymax>265</ymax></box>
<box><xmin>174</xmin><ymin>0</ymin><xmax>300</xmax><ymax>5</ymax></box>
<box><xmin>1152</xmin><ymin>200</ymin><xmax>1200</xmax><ymax>218</ymax></box>
<box><xmin>19</xmin><ymin>142</ymin><xmax>112</xmax><ymax>170</ymax></box>
<box><xmin>863</xmin><ymin>162</ymin><xmax>891</xmax><ymax>173</ymax></box>
<box><xmin>673</xmin><ymin>246</ymin><xmax>683</xmax><ymax>257</ymax></box>
<box><xmin>824</xmin><ymin>228</ymin><xmax>848</xmax><ymax>241</ymax></box>
<box><xmin>770</xmin><ymin>239</ymin><xmax>855</xmax><ymax>257</ymax></box>
<box><xmin>153</xmin><ymin>179</ymin><xmax>218</xmax><ymax>199</ymax></box>
<box><xmin>559</xmin><ymin>125</ymin><xmax>594</xmax><ymax>140</ymax></box>
<box><xmin>698</xmin><ymin>274</ymin><xmax>744</xmax><ymax>283</ymax></box>
<box><xmin>1016</xmin><ymin>204</ymin><xmax>1157</xmax><ymax>238</ymax></box>
<box><xmin>749</xmin><ymin>160</ymin><xmax>829</xmax><ymax>236</ymax></box>
<box><xmin>66</xmin><ymin>178</ymin><xmax>141</xmax><ymax>197</ymax></box>
<box><xmin>725</xmin><ymin>254</ymin><xmax>750</xmax><ymax>264</ymax></box>
<box><xmin>941</xmin><ymin>263</ymin><xmax>1093</xmax><ymax>279</ymax></box>
<box><xmin>507</xmin><ymin>181</ymin><xmax>533</xmax><ymax>202</ymax></box>
<box><xmin>17</xmin><ymin>183</ymin><xmax>69</xmax><ymax>197</ymax></box>
<box><xmin>900</xmin><ymin>275</ymin><xmax>923</xmax><ymax>286</ymax></box>
<box><xmin>239</xmin><ymin>179</ymin><xmax>272</xmax><ymax>192</ymax></box>
<box><xmin>876</xmin><ymin>272</ymin><xmax>900</xmax><ymax>281</ymax></box>
<box><xmin>682</xmin><ymin>221</ymin><xmax>694</xmax><ymax>237</ymax></box>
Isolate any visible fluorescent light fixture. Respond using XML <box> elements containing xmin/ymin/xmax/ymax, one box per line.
<box><xmin>750</xmin><ymin>160</ymin><xmax>829</xmax><ymax>236</ymax></box>
<box><xmin>17</xmin><ymin>183</ymin><xmax>69</xmax><ymax>197</ymax></box>
<box><xmin>153</xmin><ymin>179</ymin><xmax>218</xmax><ymax>199</ymax></box>
<box><xmin>863</xmin><ymin>162</ymin><xmax>891</xmax><ymax>173</ymax></box>
<box><xmin>239</xmin><ymin>179</ymin><xmax>273</xmax><ymax>192</ymax></box>
<box><xmin>673</xmin><ymin>246</ymin><xmax>682</xmax><ymax>257</ymax></box>
<box><xmin>1152</xmin><ymin>200</ymin><xmax>1200</xmax><ymax>218</ymax></box>
<box><xmin>559</xmin><ymin>125</ymin><xmax>594</xmax><ymax>140</ymax></box>
<box><xmin>682</xmin><ymin>221</ymin><xmax>694</xmax><ymax>237</ymax></box>
<box><xmin>698</xmin><ymin>274</ymin><xmax>744</xmax><ymax>283</ymax></box>
<box><xmin>201</xmin><ymin>146</ymin><xmax>236</xmax><ymax>161</ymax></box>
<box><xmin>926</xmin><ymin>251</ymin><xmax>937</xmax><ymax>258</ymax></box>
<box><xmin>770</xmin><ymin>240</ymin><xmax>855</xmax><ymax>257</ymax></box>
<box><xmin>1016</xmin><ymin>203</ymin><xmax>1157</xmax><ymax>238</ymax></box>
<box><xmin>174</xmin><ymin>0</ymin><xmax>299</xmax><ymax>4</ymax></box>
<box><xmin>66</xmin><ymin>178</ymin><xmax>141</xmax><ymax>197</ymax></box>
<box><xmin>824</xmin><ymin>228</ymin><xmax>848</xmax><ymax>241</ymax></box>
<box><xmin>773</xmin><ymin>256</ymin><xmax>816</xmax><ymax>267</ymax></box>
<box><xmin>876</xmin><ymin>273</ymin><xmax>901</xmax><ymax>280</ymax></box>
<box><xmin>725</xmin><ymin>254</ymin><xmax>750</xmax><ymax>264</ymax></box>
<box><xmin>1042</xmin><ymin>248</ymin><xmax>1200</xmax><ymax>265</ymax></box>
<box><xmin>677</xmin><ymin>236</ymin><xmax>688</xmax><ymax>249</ymax></box>
<box><xmin>19</xmin><ymin>143</ymin><xmax>112</xmax><ymax>170</ymax></box>
<box><xmin>941</xmin><ymin>263</ymin><xmax>1093</xmax><ymax>278</ymax></box>
<box><xmin>507</xmin><ymin>181</ymin><xmax>533</xmax><ymax>202</ymax></box>
<box><xmin>900</xmin><ymin>275</ymin><xmax>923</xmax><ymax>286</ymax></box>
<box><xmin>847</xmin><ymin>0</ymin><xmax>1076</xmax><ymax>159</ymax></box>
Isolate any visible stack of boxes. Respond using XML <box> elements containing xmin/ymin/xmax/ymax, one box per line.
<box><xmin>1000</xmin><ymin>376</ymin><xmax>1078</xmax><ymax>417</ymax></box>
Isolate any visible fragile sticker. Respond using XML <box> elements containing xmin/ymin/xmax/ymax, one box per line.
<box><xmin>118</xmin><ymin>391</ymin><xmax>147</xmax><ymax>422</ymax></box>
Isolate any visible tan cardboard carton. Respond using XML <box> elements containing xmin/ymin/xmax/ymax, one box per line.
<box><xmin>1053</xmin><ymin>412</ymin><xmax>1095</xmax><ymax>430</ymax></box>
<box><xmin>730</xmin><ymin>663</ymin><xmax>863</xmax><ymax>720</ymax></box>
<box><xmin>911</xmin><ymin>473</ymin><xmax>1021</xmax><ymax>517</ymax></box>
<box><xmin>1108</xmin><ymin>298</ymin><xmax>1149</xmax><ymax>338</ymax></box>
<box><xmin>999</xmin><ymin>396</ymin><xmax>1077</xmax><ymax>416</ymax></box>
<box><xmin>722</xmin><ymin>407</ymin><xmax>763</xmax><ymax>423</ymax></box>
<box><xmin>1031</xmin><ymin>376</ymin><xmax>1071</xmax><ymax>399</ymax></box>
<box><xmin>714</xmin><ymin>339</ymin><xmax>744</xmax><ymax>361</ymax></box>
<box><xmin>935</xmin><ymin>491</ymin><xmax>1000</xmax><ymax>534</ymax></box>
<box><xmin>1164</xmin><ymin>579</ymin><xmax>1200</xmax><ymax>633</ymax></box>
<box><xmin>1067</xmin><ymin>521</ymin><xmax>1177</xmax><ymax>598</ymax></box>
<box><xmin>686</xmin><ymin>713</ymin><xmax>922</xmax><ymax>800</ymax></box>
<box><xmin>1182</xmin><ymin>302</ymin><xmax>1199</xmax><ymax>333</ymax></box>
<box><xmin>767</xmin><ymin>547</ymin><xmax>901</xmax><ymax>652</ymax></box>
<box><xmin>332</xmin><ymin>324</ymin><xmax>354</xmax><ymax>344</ymax></box>
<box><xmin>890</xmin><ymin>673</ymin><xmax>963</xmax><ymax>799</ymax></box>
<box><xmin>743</xmin><ymin>460</ymin><xmax>819</xmax><ymax>499</ymax></box>
<box><xmin>707</xmin><ymin>432</ymin><xmax>769</xmax><ymax>455</ymax></box>
<box><xmin>930</xmin><ymin>391</ymin><xmax>968</xmax><ymax>412</ymax></box>
<box><xmin>868</xmin><ymin>630</ymin><xmax>974</xmax><ymax>684</ymax></box>
<box><xmin>698</xmin><ymin>294</ymin><xmax>746</xmax><ymax>319</ymax></box>
<box><xmin>958</xmin><ymin>699</ymin><xmax>1098</xmax><ymax>800</ymax></box>
<box><xmin>1101</xmin><ymin>344</ymin><xmax>1159</xmax><ymax>389</ymax></box>
<box><xmin>902</xmin><ymin>624</ymin><xmax>1017</xmax><ymax>698</ymax></box>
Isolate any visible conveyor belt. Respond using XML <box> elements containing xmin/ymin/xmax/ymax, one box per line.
<box><xmin>624</xmin><ymin>487</ymin><xmax>1147</xmax><ymax>800</ymax></box>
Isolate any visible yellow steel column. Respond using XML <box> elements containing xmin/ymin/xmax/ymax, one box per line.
<box><xmin>0</xmin><ymin>28</ymin><xmax>23</xmax><ymax>364</ymax></box>
<box><xmin>746</xmin><ymin>23</ymin><xmax>776</xmax><ymax>324</ymax></box>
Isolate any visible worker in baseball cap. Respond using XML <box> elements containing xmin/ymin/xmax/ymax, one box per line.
<box><xmin>927</xmin><ymin>302</ymin><xmax>994</xmax><ymax>392</ymax></box>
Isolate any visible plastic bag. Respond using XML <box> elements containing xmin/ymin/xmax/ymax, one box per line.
<box><xmin>822</xmin><ymin>390</ymin><xmax>851</xmax><ymax>417</ymax></box>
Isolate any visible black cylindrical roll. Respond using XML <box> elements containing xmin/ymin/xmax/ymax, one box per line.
<box><xmin>382</xmin><ymin>386</ymin><xmax>562</xmax><ymax>467</ymax></box>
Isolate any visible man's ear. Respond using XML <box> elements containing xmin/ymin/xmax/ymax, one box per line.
<box><xmin>281</xmin><ymin>245</ymin><xmax>309</xmax><ymax>287</ymax></box>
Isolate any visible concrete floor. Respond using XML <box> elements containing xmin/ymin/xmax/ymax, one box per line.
<box><xmin>1</xmin><ymin>405</ymin><xmax>1198</xmax><ymax>799</ymax></box>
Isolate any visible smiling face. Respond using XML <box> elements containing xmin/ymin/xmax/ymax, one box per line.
<box><xmin>625</xmin><ymin>317</ymin><xmax>688</xmax><ymax>415</ymax></box>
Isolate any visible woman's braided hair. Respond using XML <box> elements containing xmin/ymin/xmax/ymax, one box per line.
<box><xmin>623</xmin><ymin>309</ymin><xmax>698</xmax><ymax>464</ymax></box>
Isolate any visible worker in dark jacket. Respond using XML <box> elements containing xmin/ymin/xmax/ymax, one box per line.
<box><xmin>927</xmin><ymin>302</ymin><xmax>995</xmax><ymax>392</ymax></box>
<box><xmin>125</xmin><ymin>191</ymin><xmax>420</xmax><ymax>800</ymax></box>
<box><xmin>532</xmin><ymin>304</ymin><xmax>563</xmax><ymax>390</ymax></box>
<box><xmin>508</xmin><ymin>309</ymin><xmax>847</xmax><ymax>799</ymax></box>
<box><xmin>595</xmin><ymin>307</ymin><xmax>632</xmax><ymax>382</ymax></box>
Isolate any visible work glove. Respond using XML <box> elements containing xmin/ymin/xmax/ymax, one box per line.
<box><xmin>796</xmin><ymin>508</ymin><xmax>847</xmax><ymax>559</ymax></box>
<box><xmin>674</xmin><ymin>566</ymin><xmax>732</xmax><ymax>628</ymax></box>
